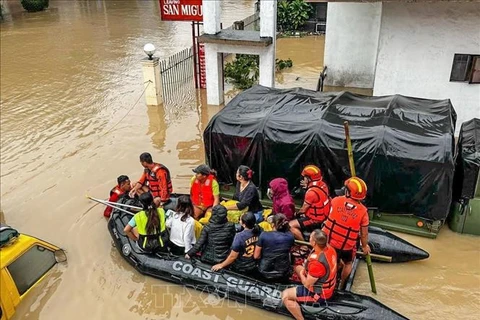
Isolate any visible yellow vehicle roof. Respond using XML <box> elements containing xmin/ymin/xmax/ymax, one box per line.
<box><xmin>0</xmin><ymin>234</ymin><xmax>59</xmax><ymax>269</ymax></box>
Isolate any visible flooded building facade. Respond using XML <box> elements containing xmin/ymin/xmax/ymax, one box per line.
<box><xmin>323</xmin><ymin>0</ymin><xmax>480</xmax><ymax>133</ymax></box>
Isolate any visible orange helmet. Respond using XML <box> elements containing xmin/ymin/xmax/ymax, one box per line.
<box><xmin>301</xmin><ymin>165</ymin><xmax>323</xmax><ymax>181</ymax></box>
<box><xmin>344</xmin><ymin>177</ymin><xmax>367</xmax><ymax>200</ymax></box>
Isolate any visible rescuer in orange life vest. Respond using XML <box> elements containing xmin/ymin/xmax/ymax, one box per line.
<box><xmin>129</xmin><ymin>152</ymin><xmax>174</xmax><ymax>210</ymax></box>
<box><xmin>282</xmin><ymin>229</ymin><xmax>337</xmax><ymax>320</ymax></box>
<box><xmin>190</xmin><ymin>164</ymin><xmax>220</xmax><ymax>220</ymax></box>
<box><xmin>103</xmin><ymin>175</ymin><xmax>132</xmax><ymax>218</ymax></box>
<box><xmin>322</xmin><ymin>176</ymin><xmax>371</xmax><ymax>289</ymax></box>
<box><xmin>289</xmin><ymin>165</ymin><xmax>332</xmax><ymax>241</ymax></box>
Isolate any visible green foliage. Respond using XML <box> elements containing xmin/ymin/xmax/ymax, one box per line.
<box><xmin>277</xmin><ymin>0</ymin><xmax>313</xmax><ymax>32</ymax></box>
<box><xmin>224</xmin><ymin>54</ymin><xmax>259</xmax><ymax>90</ymax></box>
<box><xmin>0</xmin><ymin>4</ymin><xmax>4</xmax><ymax>20</ymax></box>
<box><xmin>224</xmin><ymin>55</ymin><xmax>293</xmax><ymax>90</ymax></box>
<box><xmin>20</xmin><ymin>0</ymin><xmax>49</xmax><ymax>13</ymax></box>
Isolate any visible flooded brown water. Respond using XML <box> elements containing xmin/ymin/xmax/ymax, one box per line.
<box><xmin>1</xmin><ymin>1</ymin><xmax>479</xmax><ymax>319</ymax></box>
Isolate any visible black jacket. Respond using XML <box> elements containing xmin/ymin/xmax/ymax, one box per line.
<box><xmin>187</xmin><ymin>205</ymin><xmax>235</xmax><ymax>264</ymax></box>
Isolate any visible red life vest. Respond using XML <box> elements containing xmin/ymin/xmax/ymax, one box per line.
<box><xmin>305</xmin><ymin>180</ymin><xmax>331</xmax><ymax>222</ymax></box>
<box><xmin>145</xmin><ymin>163</ymin><xmax>173</xmax><ymax>198</ymax></box>
<box><xmin>190</xmin><ymin>174</ymin><xmax>216</xmax><ymax>207</ymax></box>
<box><xmin>322</xmin><ymin>196</ymin><xmax>368</xmax><ymax>251</ymax></box>
<box><xmin>305</xmin><ymin>245</ymin><xmax>337</xmax><ymax>299</ymax></box>
<box><xmin>110</xmin><ymin>186</ymin><xmax>123</xmax><ymax>197</ymax></box>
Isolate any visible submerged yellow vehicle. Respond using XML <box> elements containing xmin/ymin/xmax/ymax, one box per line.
<box><xmin>0</xmin><ymin>224</ymin><xmax>67</xmax><ymax>320</ymax></box>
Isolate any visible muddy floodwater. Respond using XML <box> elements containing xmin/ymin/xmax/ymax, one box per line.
<box><xmin>1</xmin><ymin>1</ymin><xmax>479</xmax><ymax>319</ymax></box>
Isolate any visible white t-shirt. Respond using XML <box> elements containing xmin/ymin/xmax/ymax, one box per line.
<box><xmin>166</xmin><ymin>210</ymin><xmax>196</xmax><ymax>252</ymax></box>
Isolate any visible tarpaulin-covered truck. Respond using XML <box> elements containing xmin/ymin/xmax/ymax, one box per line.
<box><xmin>204</xmin><ymin>85</ymin><xmax>457</xmax><ymax>238</ymax></box>
<box><xmin>449</xmin><ymin>118</ymin><xmax>480</xmax><ymax>236</ymax></box>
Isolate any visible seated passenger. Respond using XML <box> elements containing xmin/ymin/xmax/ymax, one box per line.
<box><xmin>124</xmin><ymin>193</ymin><xmax>168</xmax><ymax>253</ymax></box>
<box><xmin>104</xmin><ymin>175</ymin><xmax>132</xmax><ymax>218</ymax></box>
<box><xmin>166</xmin><ymin>195</ymin><xmax>196</xmax><ymax>256</ymax></box>
<box><xmin>267</xmin><ymin>178</ymin><xmax>296</xmax><ymax>221</ymax></box>
<box><xmin>190</xmin><ymin>164</ymin><xmax>220</xmax><ymax>220</ymax></box>
<box><xmin>281</xmin><ymin>230</ymin><xmax>337</xmax><ymax>320</ymax></box>
<box><xmin>211</xmin><ymin>212</ymin><xmax>261</xmax><ymax>273</ymax></box>
<box><xmin>254</xmin><ymin>214</ymin><xmax>295</xmax><ymax>281</ymax></box>
<box><xmin>289</xmin><ymin>165</ymin><xmax>331</xmax><ymax>241</ymax></box>
<box><xmin>225</xmin><ymin>165</ymin><xmax>264</xmax><ymax>223</ymax></box>
<box><xmin>185</xmin><ymin>205</ymin><xmax>235</xmax><ymax>264</ymax></box>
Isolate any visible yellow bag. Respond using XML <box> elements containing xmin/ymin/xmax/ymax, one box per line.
<box><xmin>194</xmin><ymin>220</ymin><xmax>203</xmax><ymax>239</ymax></box>
<box><xmin>263</xmin><ymin>209</ymin><xmax>273</xmax><ymax>220</ymax></box>
<box><xmin>259</xmin><ymin>220</ymin><xmax>273</xmax><ymax>232</ymax></box>
<box><xmin>220</xmin><ymin>200</ymin><xmax>248</xmax><ymax>223</ymax></box>
<box><xmin>198</xmin><ymin>211</ymin><xmax>212</xmax><ymax>225</ymax></box>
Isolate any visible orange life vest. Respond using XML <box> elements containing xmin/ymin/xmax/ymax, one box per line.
<box><xmin>305</xmin><ymin>180</ymin><xmax>331</xmax><ymax>222</ymax></box>
<box><xmin>190</xmin><ymin>174</ymin><xmax>215</xmax><ymax>207</ymax></box>
<box><xmin>305</xmin><ymin>245</ymin><xmax>337</xmax><ymax>299</ymax></box>
<box><xmin>323</xmin><ymin>196</ymin><xmax>367</xmax><ymax>251</ymax></box>
<box><xmin>145</xmin><ymin>163</ymin><xmax>173</xmax><ymax>198</ymax></box>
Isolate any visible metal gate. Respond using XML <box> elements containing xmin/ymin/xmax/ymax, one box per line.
<box><xmin>159</xmin><ymin>47</ymin><xmax>195</xmax><ymax>104</ymax></box>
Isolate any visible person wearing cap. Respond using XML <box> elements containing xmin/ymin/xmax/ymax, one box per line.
<box><xmin>104</xmin><ymin>175</ymin><xmax>132</xmax><ymax>218</ymax></box>
<box><xmin>323</xmin><ymin>176</ymin><xmax>370</xmax><ymax>289</ymax></box>
<box><xmin>289</xmin><ymin>165</ymin><xmax>332</xmax><ymax>241</ymax></box>
<box><xmin>190</xmin><ymin>164</ymin><xmax>220</xmax><ymax>220</ymax></box>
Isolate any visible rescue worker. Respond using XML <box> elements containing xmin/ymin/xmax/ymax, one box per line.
<box><xmin>103</xmin><ymin>175</ymin><xmax>132</xmax><ymax>218</ymax></box>
<box><xmin>124</xmin><ymin>192</ymin><xmax>168</xmax><ymax>253</ymax></box>
<box><xmin>322</xmin><ymin>176</ymin><xmax>371</xmax><ymax>289</ymax></box>
<box><xmin>267</xmin><ymin>178</ymin><xmax>295</xmax><ymax>221</ymax></box>
<box><xmin>289</xmin><ymin>165</ymin><xmax>331</xmax><ymax>240</ymax></box>
<box><xmin>281</xmin><ymin>230</ymin><xmax>337</xmax><ymax>320</ymax></box>
<box><xmin>211</xmin><ymin>212</ymin><xmax>261</xmax><ymax>274</ymax></box>
<box><xmin>190</xmin><ymin>164</ymin><xmax>220</xmax><ymax>220</ymax></box>
<box><xmin>129</xmin><ymin>152</ymin><xmax>174</xmax><ymax>209</ymax></box>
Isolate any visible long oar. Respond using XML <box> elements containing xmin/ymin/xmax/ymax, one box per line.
<box><xmin>344</xmin><ymin>121</ymin><xmax>377</xmax><ymax>294</ymax></box>
<box><xmin>87</xmin><ymin>196</ymin><xmax>142</xmax><ymax>211</ymax></box>
<box><xmin>294</xmin><ymin>240</ymin><xmax>392</xmax><ymax>263</ymax></box>
<box><xmin>86</xmin><ymin>195</ymin><xmax>135</xmax><ymax>216</ymax></box>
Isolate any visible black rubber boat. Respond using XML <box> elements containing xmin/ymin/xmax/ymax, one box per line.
<box><xmin>108</xmin><ymin>210</ymin><xmax>408</xmax><ymax>320</ymax></box>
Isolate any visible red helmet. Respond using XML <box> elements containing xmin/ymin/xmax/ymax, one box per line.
<box><xmin>344</xmin><ymin>177</ymin><xmax>367</xmax><ymax>200</ymax></box>
<box><xmin>301</xmin><ymin>165</ymin><xmax>323</xmax><ymax>181</ymax></box>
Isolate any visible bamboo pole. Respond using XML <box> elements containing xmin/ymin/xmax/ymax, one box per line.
<box><xmin>343</xmin><ymin>121</ymin><xmax>377</xmax><ymax>294</ymax></box>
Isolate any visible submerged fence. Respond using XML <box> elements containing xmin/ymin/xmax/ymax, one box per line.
<box><xmin>159</xmin><ymin>47</ymin><xmax>195</xmax><ymax>104</ymax></box>
<box><xmin>158</xmin><ymin>12</ymin><xmax>260</xmax><ymax>103</ymax></box>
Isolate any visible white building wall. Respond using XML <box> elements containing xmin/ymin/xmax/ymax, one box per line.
<box><xmin>373</xmin><ymin>2</ymin><xmax>480</xmax><ymax>134</ymax></box>
<box><xmin>324</xmin><ymin>2</ymin><xmax>382</xmax><ymax>88</ymax></box>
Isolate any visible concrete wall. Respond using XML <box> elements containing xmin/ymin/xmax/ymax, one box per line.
<box><xmin>323</xmin><ymin>2</ymin><xmax>382</xmax><ymax>88</ymax></box>
<box><xmin>373</xmin><ymin>2</ymin><xmax>480</xmax><ymax>134</ymax></box>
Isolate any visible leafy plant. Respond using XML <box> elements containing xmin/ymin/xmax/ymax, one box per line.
<box><xmin>277</xmin><ymin>0</ymin><xmax>313</xmax><ymax>32</ymax></box>
<box><xmin>224</xmin><ymin>55</ymin><xmax>293</xmax><ymax>90</ymax></box>
<box><xmin>20</xmin><ymin>0</ymin><xmax>49</xmax><ymax>13</ymax></box>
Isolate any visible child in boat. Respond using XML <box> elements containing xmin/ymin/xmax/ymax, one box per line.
<box><xmin>254</xmin><ymin>214</ymin><xmax>294</xmax><ymax>281</ymax></box>
<box><xmin>123</xmin><ymin>192</ymin><xmax>168</xmax><ymax>253</ymax></box>
<box><xmin>211</xmin><ymin>212</ymin><xmax>261</xmax><ymax>274</ymax></box>
<box><xmin>165</xmin><ymin>195</ymin><xmax>196</xmax><ymax>255</ymax></box>
<box><xmin>185</xmin><ymin>205</ymin><xmax>235</xmax><ymax>264</ymax></box>
<box><xmin>267</xmin><ymin>177</ymin><xmax>296</xmax><ymax>221</ymax></box>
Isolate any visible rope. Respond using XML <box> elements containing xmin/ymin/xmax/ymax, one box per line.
<box><xmin>102</xmin><ymin>80</ymin><xmax>152</xmax><ymax>137</ymax></box>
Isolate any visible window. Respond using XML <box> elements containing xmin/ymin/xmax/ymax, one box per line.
<box><xmin>7</xmin><ymin>245</ymin><xmax>56</xmax><ymax>296</ymax></box>
<box><xmin>450</xmin><ymin>54</ymin><xmax>480</xmax><ymax>84</ymax></box>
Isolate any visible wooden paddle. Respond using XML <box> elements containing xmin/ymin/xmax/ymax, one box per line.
<box><xmin>344</xmin><ymin>121</ymin><xmax>377</xmax><ymax>294</ymax></box>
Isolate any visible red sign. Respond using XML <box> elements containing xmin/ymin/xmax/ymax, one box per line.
<box><xmin>159</xmin><ymin>0</ymin><xmax>203</xmax><ymax>22</ymax></box>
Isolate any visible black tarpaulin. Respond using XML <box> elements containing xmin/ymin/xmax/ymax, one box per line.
<box><xmin>204</xmin><ymin>85</ymin><xmax>457</xmax><ymax>221</ymax></box>
<box><xmin>453</xmin><ymin>118</ymin><xmax>480</xmax><ymax>200</ymax></box>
